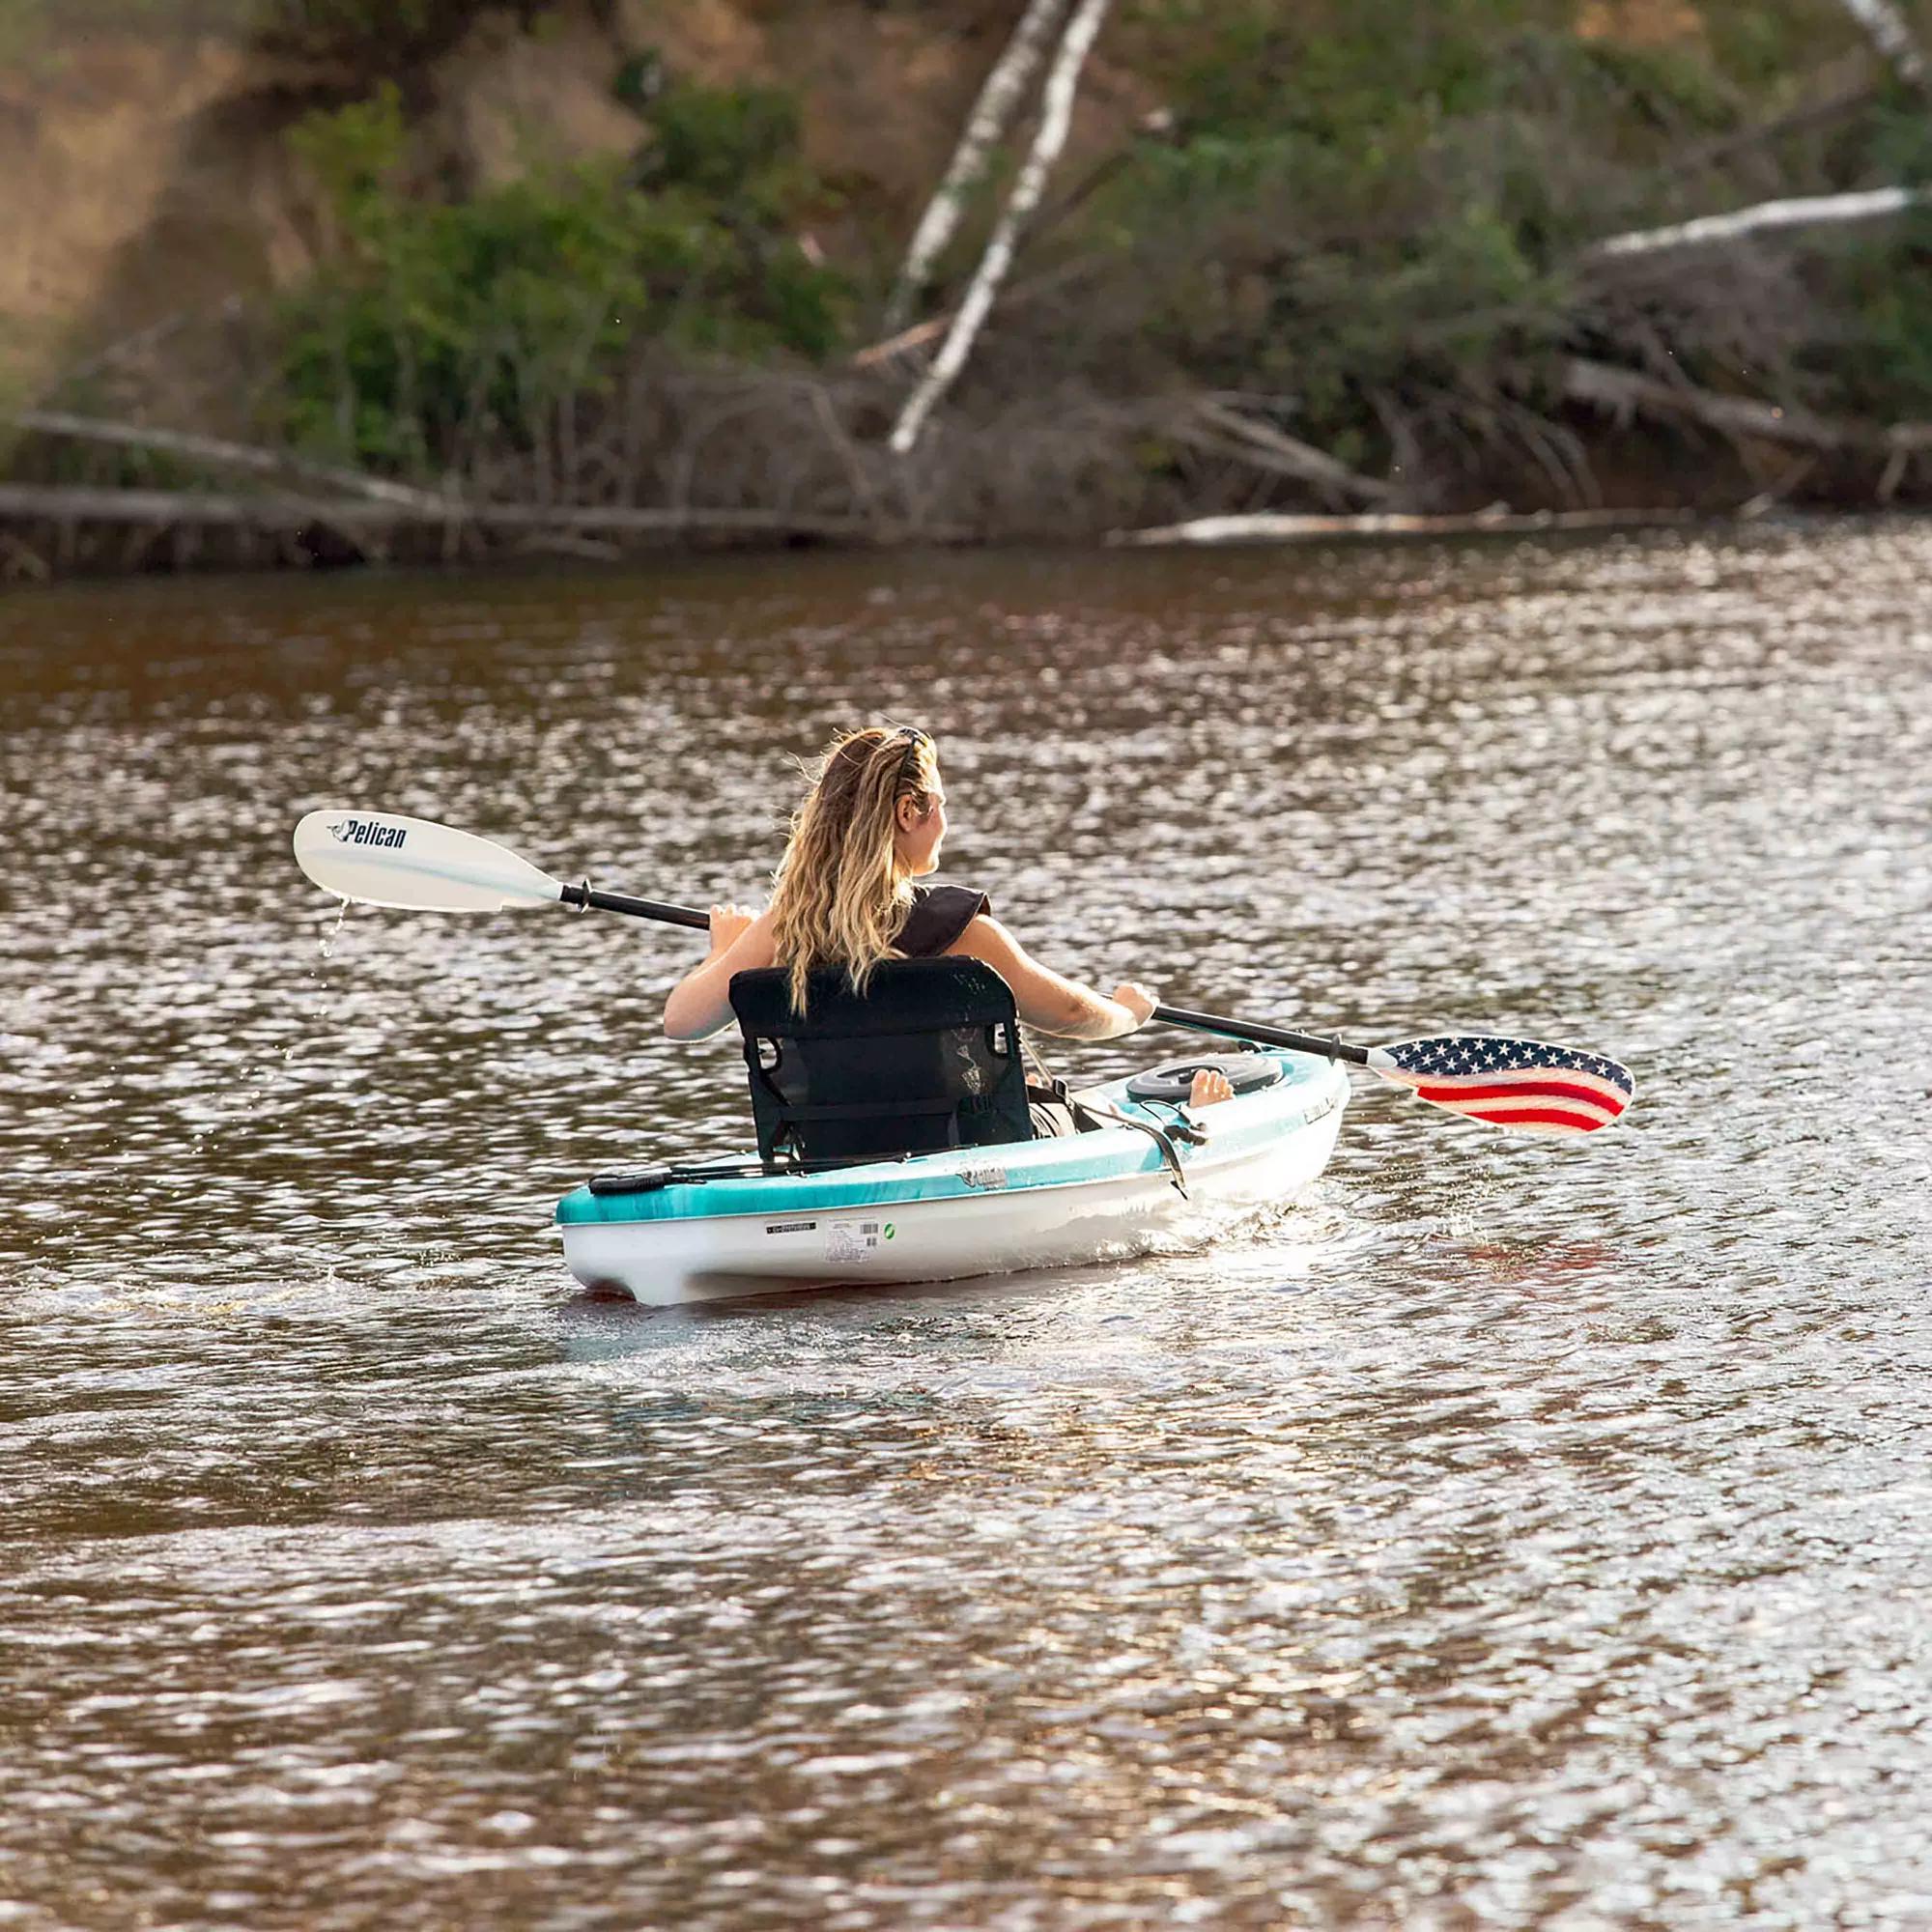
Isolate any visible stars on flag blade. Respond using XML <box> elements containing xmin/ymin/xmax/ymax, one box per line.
<box><xmin>1367</xmin><ymin>1035</ymin><xmax>1634</xmax><ymax>1135</ymax></box>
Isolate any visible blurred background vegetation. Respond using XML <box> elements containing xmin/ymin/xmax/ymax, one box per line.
<box><xmin>6</xmin><ymin>0</ymin><xmax>1932</xmax><ymax>551</ymax></box>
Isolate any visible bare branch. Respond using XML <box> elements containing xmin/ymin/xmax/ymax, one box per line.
<box><xmin>1562</xmin><ymin>355</ymin><xmax>1932</xmax><ymax>503</ymax></box>
<box><xmin>1566</xmin><ymin>355</ymin><xmax>1864</xmax><ymax>450</ymax></box>
<box><xmin>1166</xmin><ymin>398</ymin><xmax>1396</xmax><ymax>505</ymax></box>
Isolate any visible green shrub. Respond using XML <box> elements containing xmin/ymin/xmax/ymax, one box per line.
<box><xmin>276</xmin><ymin>78</ymin><xmax>846</xmax><ymax>474</ymax></box>
<box><xmin>1080</xmin><ymin>4</ymin><xmax>1591</xmax><ymax>456</ymax></box>
<box><xmin>1798</xmin><ymin>220</ymin><xmax>1932</xmax><ymax>418</ymax></box>
<box><xmin>642</xmin><ymin>83</ymin><xmax>803</xmax><ymax>203</ymax></box>
<box><xmin>1068</xmin><ymin>0</ymin><xmax>1918</xmax><ymax>471</ymax></box>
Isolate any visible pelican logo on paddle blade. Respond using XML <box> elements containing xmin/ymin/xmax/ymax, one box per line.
<box><xmin>327</xmin><ymin>817</ymin><xmax>409</xmax><ymax>850</ymax></box>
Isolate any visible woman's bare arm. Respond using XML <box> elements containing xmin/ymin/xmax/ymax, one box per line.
<box><xmin>947</xmin><ymin>916</ymin><xmax>1152</xmax><ymax>1039</ymax></box>
<box><xmin>662</xmin><ymin>905</ymin><xmax>779</xmax><ymax>1040</ymax></box>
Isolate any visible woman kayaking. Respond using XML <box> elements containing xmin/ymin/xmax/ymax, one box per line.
<box><xmin>662</xmin><ymin>724</ymin><xmax>1234</xmax><ymax>1115</ymax></box>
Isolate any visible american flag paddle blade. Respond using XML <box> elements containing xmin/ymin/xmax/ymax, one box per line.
<box><xmin>1365</xmin><ymin>1036</ymin><xmax>1634</xmax><ymax>1135</ymax></box>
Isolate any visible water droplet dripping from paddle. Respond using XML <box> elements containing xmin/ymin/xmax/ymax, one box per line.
<box><xmin>319</xmin><ymin>895</ymin><xmax>350</xmax><ymax>959</ymax></box>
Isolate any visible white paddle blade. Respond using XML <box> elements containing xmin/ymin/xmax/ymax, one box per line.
<box><xmin>293</xmin><ymin>810</ymin><xmax>564</xmax><ymax>913</ymax></box>
<box><xmin>1366</xmin><ymin>1035</ymin><xmax>1634</xmax><ymax>1135</ymax></box>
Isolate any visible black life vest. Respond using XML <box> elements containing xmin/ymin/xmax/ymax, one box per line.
<box><xmin>894</xmin><ymin>883</ymin><xmax>989</xmax><ymax>958</ymax></box>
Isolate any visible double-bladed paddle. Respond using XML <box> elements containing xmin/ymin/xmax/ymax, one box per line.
<box><xmin>293</xmin><ymin>809</ymin><xmax>1634</xmax><ymax>1136</ymax></box>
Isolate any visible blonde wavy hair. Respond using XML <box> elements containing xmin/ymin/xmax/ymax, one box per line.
<box><xmin>767</xmin><ymin>724</ymin><xmax>941</xmax><ymax>1013</ymax></box>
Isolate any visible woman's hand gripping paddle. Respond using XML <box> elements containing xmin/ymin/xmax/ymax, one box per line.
<box><xmin>294</xmin><ymin>810</ymin><xmax>1634</xmax><ymax>1136</ymax></box>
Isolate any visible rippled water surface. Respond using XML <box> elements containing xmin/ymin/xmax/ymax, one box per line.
<box><xmin>4</xmin><ymin>528</ymin><xmax>1929</xmax><ymax>1928</ymax></box>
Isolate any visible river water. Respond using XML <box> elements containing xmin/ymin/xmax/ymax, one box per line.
<box><xmin>2</xmin><ymin>526</ymin><xmax>1927</xmax><ymax>1929</ymax></box>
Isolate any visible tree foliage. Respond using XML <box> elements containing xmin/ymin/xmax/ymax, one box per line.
<box><xmin>276</xmin><ymin>78</ymin><xmax>845</xmax><ymax>475</ymax></box>
<box><xmin>1003</xmin><ymin>0</ymin><xmax>1932</xmax><ymax>495</ymax></box>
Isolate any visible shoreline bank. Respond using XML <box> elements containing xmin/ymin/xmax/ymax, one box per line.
<box><xmin>0</xmin><ymin>493</ymin><xmax>1862</xmax><ymax>591</ymax></box>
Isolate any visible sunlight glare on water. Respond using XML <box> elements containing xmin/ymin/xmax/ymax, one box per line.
<box><xmin>2</xmin><ymin>526</ymin><xmax>1930</xmax><ymax>1928</ymax></box>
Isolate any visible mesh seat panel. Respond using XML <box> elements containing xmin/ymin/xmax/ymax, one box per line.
<box><xmin>729</xmin><ymin>958</ymin><xmax>1035</xmax><ymax>1166</ymax></box>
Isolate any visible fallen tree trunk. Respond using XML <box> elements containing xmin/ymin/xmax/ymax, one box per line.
<box><xmin>0</xmin><ymin>484</ymin><xmax>970</xmax><ymax>545</ymax></box>
<box><xmin>0</xmin><ymin>483</ymin><xmax>324</xmax><ymax>526</ymax></box>
<box><xmin>889</xmin><ymin>0</ymin><xmax>1115</xmax><ymax>455</ymax></box>
<box><xmin>1586</xmin><ymin>185</ymin><xmax>1932</xmax><ymax>259</ymax></box>
<box><xmin>881</xmin><ymin>0</ymin><xmax>1071</xmax><ymax>337</ymax></box>
<box><xmin>1108</xmin><ymin>506</ymin><xmax>1698</xmax><ymax>547</ymax></box>
<box><xmin>11</xmin><ymin>411</ymin><xmax>455</xmax><ymax>513</ymax></box>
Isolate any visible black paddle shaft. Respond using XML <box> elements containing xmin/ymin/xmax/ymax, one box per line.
<box><xmin>553</xmin><ymin>882</ymin><xmax>1369</xmax><ymax>1066</ymax></box>
<box><xmin>1153</xmin><ymin>1004</ymin><xmax>1371</xmax><ymax>1065</ymax></box>
<box><xmin>559</xmin><ymin>882</ymin><xmax>710</xmax><ymax>929</ymax></box>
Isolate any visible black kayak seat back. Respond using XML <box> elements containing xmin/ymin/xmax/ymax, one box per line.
<box><xmin>729</xmin><ymin>957</ymin><xmax>1035</xmax><ymax>1166</ymax></box>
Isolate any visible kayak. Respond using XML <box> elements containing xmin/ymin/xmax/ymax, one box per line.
<box><xmin>555</xmin><ymin>1048</ymin><xmax>1350</xmax><ymax>1306</ymax></box>
<box><xmin>289</xmin><ymin>815</ymin><xmax>1633</xmax><ymax>1306</ymax></box>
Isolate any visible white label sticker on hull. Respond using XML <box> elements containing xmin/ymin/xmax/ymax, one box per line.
<box><xmin>827</xmin><ymin>1219</ymin><xmax>889</xmax><ymax>1264</ymax></box>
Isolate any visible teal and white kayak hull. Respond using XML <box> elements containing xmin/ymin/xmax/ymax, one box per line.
<box><xmin>555</xmin><ymin>1049</ymin><xmax>1349</xmax><ymax>1307</ymax></box>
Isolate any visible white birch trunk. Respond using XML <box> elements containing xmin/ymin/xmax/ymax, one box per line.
<box><xmin>1838</xmin><ymin>0</ymin><xmax>1928</xmax><ymax>85</ymax></box>
<box><xmin>882</xmin><ymin>0</ymin><xmax>1072</xmax><ymax>337</ymax></box>
<box><xmin>1587</xmin><ymin>185</ymin><xmax>1932</xmax><ymax>258</ymax></box>
<box><xmin>889</xmin><ymin>0</ymin><xmax>1114</xmax><ymax>457</ymax></box>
